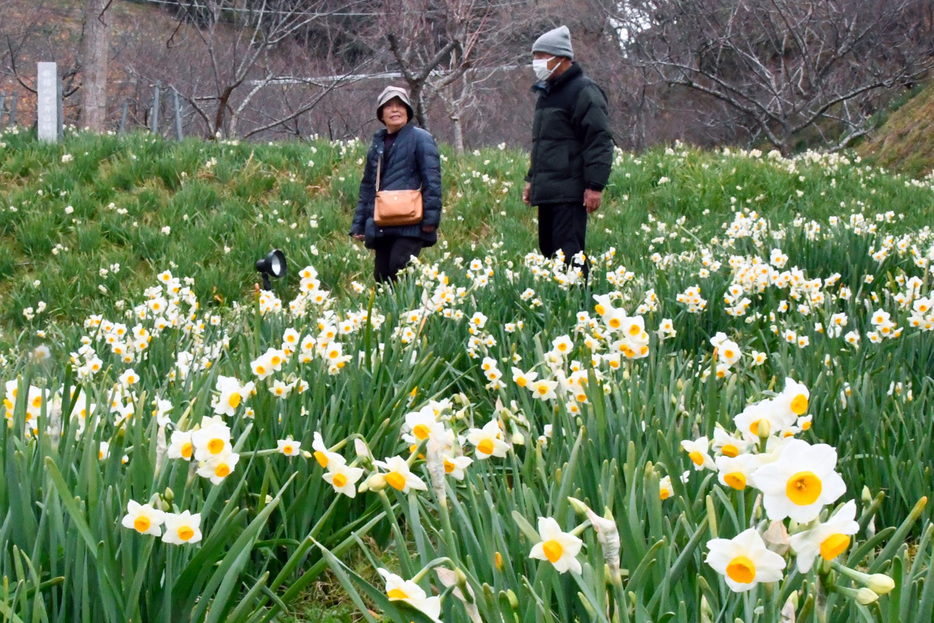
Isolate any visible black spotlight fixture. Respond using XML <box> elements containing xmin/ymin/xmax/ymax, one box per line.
<box><xmin>255</xmin><ymin>249</ymin><xmax>286</xmax><ymax>290</ymax></box>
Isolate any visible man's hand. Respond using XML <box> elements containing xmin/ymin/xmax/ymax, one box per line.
<box><xmin>351</xmin><ymin>234</ymin><xmax>365</xmax><ymax>241</ymax></box>
<box><xmin>422</xmin><ymin>225</ymin><xmax>436</xmax><ymax>233</ymax></box>
<box><xmin>522</xmin><ymin>182</ymin><xmax>531</xmax><ymax>206</ymax></box>
<box><xmin>584</xmin><ymin>189</ymin><xmax>602</xmax><ymax>214</ymax></box>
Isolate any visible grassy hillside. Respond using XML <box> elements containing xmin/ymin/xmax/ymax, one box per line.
<box><xmin>859</xmin><ymin>83</ymin><xmax>934</xmax><ymax>179</ymax></box>
<box><xmin>2</xmin><ymin>127</ymin><xmax>933</xmax><ymax>337</ymax></box>
<box><xmin>2</xmin><ymin>129</ymin><xmax>934</xmax><ymax>621</ymax></box>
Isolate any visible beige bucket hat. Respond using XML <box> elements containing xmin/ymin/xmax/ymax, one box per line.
<box><xmin>376</xmin><ymin>86</ymin><xmax>415</xmax><ymax>123</ymax></box>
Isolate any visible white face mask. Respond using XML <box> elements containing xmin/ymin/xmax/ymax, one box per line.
<box><xmin>532</xmin><ymin>56</ymin><xmax>556</xmax><ymax>82</ymax></box>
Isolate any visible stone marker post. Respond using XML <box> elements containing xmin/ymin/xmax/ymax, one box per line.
<box><xmin>150</xmin><ymin>83</ymin><xmax>161</xmax><ymax>135</ymax></box>
<box><xmin>37</xmin><ymin>62</ymin><xmax>61</xmax><ymax>142</ymax></box>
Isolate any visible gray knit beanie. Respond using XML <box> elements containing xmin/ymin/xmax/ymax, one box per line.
<box><xmin>532</xmin><ymin>25</ymin><xmax>574</xmax><ymax>60</ymax></box>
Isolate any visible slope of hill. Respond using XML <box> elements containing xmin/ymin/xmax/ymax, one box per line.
<box><xmin>2</xmin><ymin>128</ymin><xmax>934</xmax><ymax>338</ymax></box>
<box><xmin>859</xmin><ymin>83</ymin><xmax>934</xmax><ymax>179</ymax></box>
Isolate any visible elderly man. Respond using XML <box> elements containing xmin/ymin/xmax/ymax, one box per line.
<box><xmin>522</xmin><ymin>25</ymin><xmax>613</xmax><ymax>277</ymax></box>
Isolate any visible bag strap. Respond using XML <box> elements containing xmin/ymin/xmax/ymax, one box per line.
<box><xmin>376</xmin><ymin>153</ymin><xmax>425</xmax><ymax>192</ymax></box>
<box><xmin>376</xmin><ymin>155</ymin><xmax>381</xmax><ymax>192</ymax></box>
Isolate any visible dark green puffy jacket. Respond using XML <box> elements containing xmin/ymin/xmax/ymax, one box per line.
<box><xmin>526</xmin><ymin>63</ymin><xmax>613</xmax><ymax>206</ymax></box>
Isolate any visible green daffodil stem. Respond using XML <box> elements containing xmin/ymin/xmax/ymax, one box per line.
<box><xmin>376</xmin><ymin>490</ymin><xmax>412</xmax><ymax>576</ymax></box>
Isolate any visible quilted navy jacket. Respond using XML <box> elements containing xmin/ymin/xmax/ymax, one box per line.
<box><xmin>349</xmin><ymin>124</ymin><xmax>443</xmax><ymax>248</ymax></box>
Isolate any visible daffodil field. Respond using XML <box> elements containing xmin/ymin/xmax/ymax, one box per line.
<box><xmin>1</xmin><ymin>127</ymin><xmax>934</xmax><ymax>622</ymax></box>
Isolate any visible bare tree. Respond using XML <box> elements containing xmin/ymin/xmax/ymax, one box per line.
<box><xmin>608</xmin><ymin>0</ymin><xmax>934</xmax><ymax>153</ymax></box>
<box><xmin>426</xmin><ymin>0</ymin><xmax>528</xmax><ymax>152</ymax></box>
<box><xmin>158</xmin><ymin>0</ymin><xmax>368</xmax><ymax>139</ymax></box>
<box><xmin>381</xmin><ymin>0</ymin><xmax>530</xmax><ymax>134</ymax></box>
<box><xmin>80</xmin><ymin>0</ymin><xmax>112</xmax><ymax>131</ymax></box>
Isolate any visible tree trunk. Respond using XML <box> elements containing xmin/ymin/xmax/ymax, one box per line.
<box><xmin>80</xmin><ymin>0</ymin><xmax>111</xmax><ymax>132</ymax></box>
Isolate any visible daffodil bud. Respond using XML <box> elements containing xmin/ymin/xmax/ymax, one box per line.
<box><xmin>163</xmin><ymin>487</ymin><xmax>174</xmax><ymax>503</ymax></box>
<box><xmin>360</xmin><ymin>473</ymin><xmax>386</xmax><ymax>493</ymax></box>
<box><xmin>866</xmin><ymin>574</ymin><xmax>895</xmax><ymax>595</ymax></box>
<box><xmin>861</xmin><ymin>485</ymin><xmax>872</xmax><ymax>505</ymax></box>
<box><xmin>856</xmin><ymin>587</ymin><xmax>879</xmax><ymax>605</ymax></box>
<box><xmin>506</xmin><ymin>589</ymin><xmax>519</xmax><ymax>610</ymax></box>
<box><xmin>757</xmin><ymin>419</ymin><xmax>771</xmax><ymax>440</ymax></box>
<box><xmin>301</xmin><ymin>450</ymin><xmax>312</xmax><ymax>459</ymax></box>
<box><xmin>567</xmin><ymin>496</ymin><xmax>591</xmax><ymax>516</ymax></box>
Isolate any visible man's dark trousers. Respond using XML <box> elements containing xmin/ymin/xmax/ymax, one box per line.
<box><xmin>538</xmin><ymin>203</ymin><xmax>588</xmax><ymax>277</ymax></box>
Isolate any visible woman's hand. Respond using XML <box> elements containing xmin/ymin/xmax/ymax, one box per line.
<box><xmin>352</xmin><ymin>234</ymin><xmax>365</xmax><ymax>241</ymax></box>
<box><xmin>421</xmin><ymin>225</ymin><xmax>436</xmax><ymax>233</ymax></box>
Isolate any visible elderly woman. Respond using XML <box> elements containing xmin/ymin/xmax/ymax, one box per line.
<box><xmin>350</xmin><ymin>86</ymin><xmax>443</xmax><ymax>283</ymax></box>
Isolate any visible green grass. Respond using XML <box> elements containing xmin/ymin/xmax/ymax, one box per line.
<box><xmin>859</xmin><ymin>83</ymin><xmax>934</xmax><ymax>179</ymax></box>
<box><xmin>2</xmin><ymin>128</ymin><xmax>933</xmax><ymax>337</ymax></box>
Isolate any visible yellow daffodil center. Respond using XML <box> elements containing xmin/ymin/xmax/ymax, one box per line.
<box><xmin>32</xmin><ymin>396</ymin><xmax>42</xmax><ymax>408</ymax></box>
<box><xmin>724</xmin><ymin>349</ymin><xmax>735</xmax><ymax>360</ymax></box>
<box><xmin>314</xmin><ymin>451</ymin><xmax>328</xmax><ymax>467</ymax></box>
<box><xmin>256</xmin><ymin>365</ymin><xmax>266</xmax><ymax>375</ymax></box>
<box><xmin>444</xmin><ymin>459</ymin><xmax>456</xmax><ymax>474</ymax></box>
<box><xmin>282</xmin><ymin>444</ymin><xmax>294</xmax><ymax>455</ymax></box>
<box><xmin>387</xmin><ymin>588</ymin><xmax>409</xmax><ymax>600</ymax></box>
<box><xmin>726</xmin><ymin>556</ymin><xmax>756</xmax><ymax>584</ymax></box>
<box><xmin>542</xmin><ymin>539</ymin><xmax>564</xmax><ymax>564</ymax></box>
<box><xmin>791</xmin><ymin>394</ymin><xmax>808</xmax><ymax>415</ymax></box>
<box><xmin>537</xmin><ymin>385</ymin><xmax>549</xmax><ymax>396</ymax></box>
<box><xmin>660</xmin><ymin>488</ymin><xmax>671</xmax><ymax>500</ymax></box>
<box><xmin>595</xmin><ymin>304</ymin><xmax>605</xmax><ymax>316</ymax></box>
<box><xmin>208</xmin><ymin>438</ymin><xmax>225</xmax><ymax>455</ymax></box>
<box><xmin>516</xmin><ymin>377</ymin><xmax>527</xmax><ymax>387</ymax></box>
<box><xmin>689</xmin><ymin>451</ymin><xmax>704</xmax><ymax>466</ymax></box>
<box><xmin>477</xmin><ymin>439</ymin><xmax>494</xmax><ymax>455</ymax></box>
<box><xmin>332</xmin><ymin>473</ymin><xmax>347</xmax><ymax>488</ymax></box>
<box><xmin>609</xmin><ymin>318</ymin><xmax>621</xmax><ymax>329</ymax></box>
<box><xmin>385</xmin><ymin>472</ymin><xmax>406</xmax><ymax>491</ymax></box>
<box><xmin>228</xmin><ymin>393</ymin><xmax>241</xmax><ymax>409</ymax></box>
<box><xmin>722</xmin><ymin>444</ymin><xmax>739</xmax><ymax>458</ymax></box>
<box><xmin>413</xmin><ymin>424</ymin><xmax>431</xmax><ymax>440</ymax></box>
<box><xmin>820</xmin><ymin>533</ymin><xmax>850</xmax><ymax>561</ymax></box>
<box><xmin>214</xmin><ymin>464</ymin><xmax>230</xmax><ymax>478</ymax></box>
<box><xmin>133</xmin><ymin>516</ymin><xmax>151</xmax><ymax>533</ymax></box>
<box><xmin>724</xmin><ymin>472</ymin><xmax>746</xmax><ymax>490</ymax></box>
<box><xmin>802</xmin><ymin>420</ymin><xmax>812</xmax><ymax>431</ymax></box>
<box><xmin>181</xmin><ymin>442</ymin><xmax>193</xmax><ymax>459</ymax></box>
<box><xmin>786</xmin><ymin>471</ymin><xmax>822</xmax><ymax>505</ymax></box>
<box><xmin>177</xmin><ymin>526</ymin><xmax>195</xmax><ymax>541</ymax></box>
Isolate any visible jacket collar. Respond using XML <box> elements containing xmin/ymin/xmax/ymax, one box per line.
<box><xmin>376</xmin><ymin>122</ymin><xmax>413</xmax><ymax>142</ymax></box>
<box><xmin>532</xmin><ymin>62</ymin><xmax>582</xmax><ymax>95</ymax></box>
